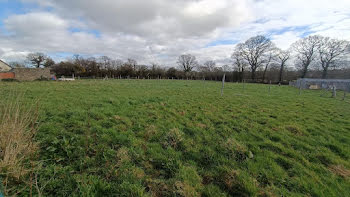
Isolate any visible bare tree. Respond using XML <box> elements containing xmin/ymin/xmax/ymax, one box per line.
<box><xmin>27</xmin><ymin>52</ymin><xmax>47</xmax><ymax>68</ymax></box>
<box><xmin>99</xmin><ymin>56</ymin><xmax>112</xmax><ymax>69</ymax></box>
<box><xmin>203</xmin><ymin>60</ymin><xmax>216</xmax><ymax>72</ymax></box>
<box><xmin>111</xmin><ymin>59</ymin><xmax>123</xmax><ymax>70</ymax></box>
<box><xmin>198</xmin><ymin>60</ymin><xmax>215</xmax><ymax>79</ymax></box>
<box><xmin>318</xmin><ymin>37</ymin><xmax>350</xmax><ymax>78</ymax></box>
<box><xmin>150</xmin><ymin>62</ymin><xmax>165</xmax><ymax>78</ymax></box>
<box><xmin>177</xmin><ymin>54</ymin><xmax>198</xmax><ymax>73</ymax></box>
<box><xmin>238</xmin><ymin>36</ymin><xmax>274</xmax><ymax>81</ymax></box>
<box><xmin>262</xmin><ymin>51</ymin><xmax>276</xmax><ymax>83</ymax></box>
<box><xmin>44</xmin><ymin>57</ymin><xmax>55</xmax><ymax>68</ymax></box>
<box><xmin>127</xmin><ymin>58</ymin><xmax>138</xmax><ymax>70</ymax></box>
<box><xmin>276</xmin><ymin>49</ymin><xmax>290</xmax><ymax>83</ymax></box>
<box><xmin>292</xmin><ymin>35</ymin><xmax>322</xmax><ymax>78</ymax></box>
<box><xmin>73</xmin><ymin>54</ymin><xmax>83</xmax><ymax>67</ymax></box>
<box><xmin>232</xmin><ymin>48</ymin><xmax>247</xmax><ymax>82</ymax></box>
<box><xmin>222</xmin><ymin>65</ymin><xmax>230</xmax><ymax>72</ymax></box>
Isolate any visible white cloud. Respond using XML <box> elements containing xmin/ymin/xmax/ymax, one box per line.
<box><xmin>0</xmin><ymin>0</ymin><xmax>350</xmax><ymax>66</ymax></box>
<box><xmin>271</xmin><ymin>32</ymin><xmax>301</xmax><ymax>50</ymax></box>
<box><xmin>4</xmin><ymin>12</ymin><xmax>68</xmax><ymax>36</ymax></box>
<box><xmin>190</xmin><ymin>45</ymin><xmax>236</xmax><ymax>66</ymax></box>
<box><xmin>310</xmin><ymin>17</ymin><xmax>350</xmax><ymax>40</ymax></box>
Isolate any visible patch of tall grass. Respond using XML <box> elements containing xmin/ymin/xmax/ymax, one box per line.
<box><xmin>0</xmin><ymin>92</ymin><xmax>39</xmax><ymax>196</ymax></box>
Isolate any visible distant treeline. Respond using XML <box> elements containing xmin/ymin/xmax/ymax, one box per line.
<box><xmin>49</xmin><ymin>56</ymin><xmax>350</xmax><ymax>84</ymax></box>
<box><xmin>10</xmin><ymin>34</ymin><xmax>350</xmax><ymax>83</ymax></box>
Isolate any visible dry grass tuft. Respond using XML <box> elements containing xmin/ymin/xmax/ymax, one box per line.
<box><xmin>144</xmin><ymin>125</ymin><xmax>157</xmax><ymax>141</ymax></box>
<box><xmin>116</xmin><ymin>147</ymin><xmax>130</xmax><ymax>167</ymax></box>
<box><xmin>0</xmin><ymin>92</ymin><xmax>39</xmax><ymax>195</ymax></box>
<box><xmin>329</xmin><ymin>165</ymin><xmax>350</xmax><ymax>178</ymax></box>
<box><xmin>285</xmin><ymin>125</ymin><xmax>303</xmax><ymax>136</ymax></box>
<box><xmin>162</xmin><ymin>128</ymin><xmax>184</xmax><ymax>149</ymax></box>
<box><xmin>173</xmin><ymin>181</ymin><xmax>199</xmax><ymax>197</ymax></box>
<box><xmin>146</xmin><ymin>179</ymin><xmax>169</xmax><ymax>197</ymax></box>
<box><xmin>196</xmin><ymin>123</ymin><xmax>207</xmax><ymax>129</ymax></box>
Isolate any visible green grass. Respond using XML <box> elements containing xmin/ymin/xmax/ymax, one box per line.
<box><xmin>1</xmin><ymin>80</ymin><xmax>349</xmax><ymax>196</ymax></box>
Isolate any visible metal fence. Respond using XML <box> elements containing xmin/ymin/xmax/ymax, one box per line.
<box><xmin>289</xmin><ymin>78</ymin><xmax>350</xmax><ymax>91</ymax></box>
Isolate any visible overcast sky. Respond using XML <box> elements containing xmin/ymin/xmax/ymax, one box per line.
<box><xmin>0</xmin><ymin>0</ymin><xmax>350</xmax><ymax>66</ymax></box>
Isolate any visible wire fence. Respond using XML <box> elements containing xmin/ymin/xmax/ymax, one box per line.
<box><xmin>289</xmin><ymin>78</ymin><xmax>350</xmax><ymax>92</ymax></box>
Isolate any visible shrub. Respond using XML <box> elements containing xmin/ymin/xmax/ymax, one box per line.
<box><xmin>35</xmin><ymin>77</ymin><xmax>50</xmax><ymax>81</ymax></box>
<box><xmin>0</xmin><ymin>93</ymin><xmax>39</xmax><ymax>195</ymax></box>
<box><xmin>1</xmin><ymin>78</ymin><xmax>19</xmax><ymax>82</ymax></box>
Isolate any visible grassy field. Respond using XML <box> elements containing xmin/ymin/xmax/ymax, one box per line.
<box><xmin>0</xmin><ymin>80</ymin><xmax>349</xmax><ymax>196</ymax></box>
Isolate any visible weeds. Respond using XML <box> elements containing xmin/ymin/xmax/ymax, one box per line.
<box><xmin>0</xmin><ymin>92</ymin><xmax>39</xmax><ymax>196</ymax></box>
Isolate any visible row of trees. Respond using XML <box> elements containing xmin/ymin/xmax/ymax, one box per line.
<box><xmin>52</xmin><ymin>56</ymin><xmax>179</xmax><ymax>79</ymax></box>
<box><xmin>231</xmin><ymin>35</ymin><xmax>350</xmax><ymax>82</ymax></box>
<box><xmin>18</xmin><ymin>35</ymin><xmax>350</xmax><ymax>82</ymax></box>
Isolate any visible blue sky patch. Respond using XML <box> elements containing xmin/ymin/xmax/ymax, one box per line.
<box><xmin>206</xmin><ymin>40</ymin><xmax>238</xmax><ymax>47</ymax></box>
<box><xmin>270</xmin><ymin>26</ymin><xmax>309</xmax><ymax>35</ymax></box>
<box><xmin>0</xmin><ymin>0</ymin><xmax>39</xmax><ymax>34</ymax></box>
<box><xmin>0</xmin><ymin>0</ymin><xmax>38</xmax><ymax>18</ymax></box>
<box><xmin>68</xmin><ymin>27</ymin><xmax>102</xmax><ymax>38</ymax></box>
<box><xmin>48</xmin><ymin>52</ymin><xmax>75</xmax><ymax>61</ymax></box>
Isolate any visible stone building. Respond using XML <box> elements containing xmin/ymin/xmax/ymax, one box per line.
<box><xmin>0</xmin><ymin>60</ymin><xmax>51</xmax><ymax>81</ymax></box>
<box><xmin>12</xmin><ymin>68</ymin><xmax>51</xmax><ymax>81</ymax></box>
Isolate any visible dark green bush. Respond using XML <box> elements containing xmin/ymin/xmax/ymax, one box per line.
<box><xmin>35</xmin><ymin>76</ymin><xmax>50</xmax><ymax>81</ymax></box>
<box><xmin>1</xmin><ymin>78</ymin><xmax>18</xmax><ymax>82</ymax></box>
